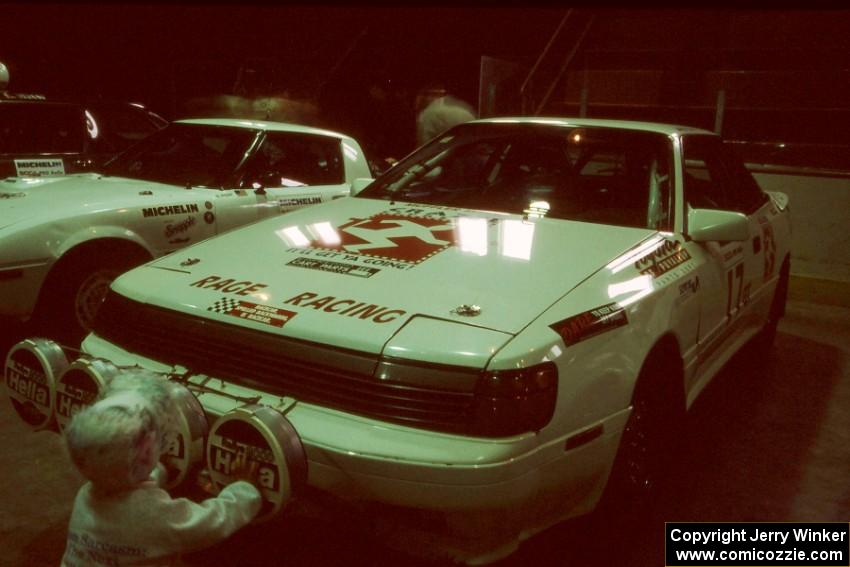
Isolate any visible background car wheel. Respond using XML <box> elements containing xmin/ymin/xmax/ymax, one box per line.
<box><xmin>599</xmin><ymin>341</ymin><xmax>685</xmax><ymax>510</ymax></box>
<box><xmin>33</xmin><ymin>250</ymin><xmax>145</xmax><ymax>346</ymax></box>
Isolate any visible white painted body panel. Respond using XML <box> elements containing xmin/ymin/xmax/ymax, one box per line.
<box><xmin>74</xmin><ymin>118</ymin><xmax>792</xmax><ymax>562</ymax></box>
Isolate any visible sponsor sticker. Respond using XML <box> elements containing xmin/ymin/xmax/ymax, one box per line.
<box><xmin>286</xmin><ymin>257</ymin><xmax>380</xmax><ymax>278</ymax></box>
<box><xmin>678</xmin><ymin>276</ymin><xmax>701</xmax><ymax>300</ymax></box>
<box><xmin>634</xmin><ymin>239</ymin><xmax>692</xmax><ymax>279</ymax></box>
<box><xmin>281</xmin><ymin>208</ymin><xmax>459</xmax><ymax>277</ymax></box>
<box><xmin>208</xmin><ymin>297</ymin><xmax>296</xmax><ymax>328</ymax></box>
<box><xmin>279</xmin><ymin>195</ymin><xmax>322</xmax><ymax>211</ymax></box>
<box><xmin>761</xmin><ymin>223</ymin><xmax>776</xmax><ymax>281</ymax></box>
<box><xmin>550</xmin><ymin>303</ymin><xmax>628</xmax><ymax>347</ymax></box>
<box><xmin>141</xmin><ymin>203</ymin><xmax>200</xmax><ymax>218</ymax></box>
<box><xmin>14</xmin><ymin>158</ymin><xmax>65</xmax><ymax>176</ymax></box>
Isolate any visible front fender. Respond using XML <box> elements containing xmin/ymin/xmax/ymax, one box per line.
<box><xmin>56</xmin><ymin>225</ymin><xmax>156</xmax><ymax>260</ymax></box>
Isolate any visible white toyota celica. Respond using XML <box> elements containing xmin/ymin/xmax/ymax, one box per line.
<box><xmin>0</xmin><ymin>118</ymin><xmax>371</xmax><ymax>341</ymax></box>
<box><xmin>47</xmin><ymin>118</ymin><xmax>794</xmax><ymax>562</ymax></box>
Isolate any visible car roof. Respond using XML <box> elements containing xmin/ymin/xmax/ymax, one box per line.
<box><xmin>472</xmin><ymin>116</ymin><xmax>715</xmax><ymax>136</ymax></box>
<box><xmin>175</xmin><ymin>118</ymin><xmax>354</xmax><ymax>141</ymax></box>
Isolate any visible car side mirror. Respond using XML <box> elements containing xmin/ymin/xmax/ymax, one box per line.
<box><xmin>350</xmin><ymin>177</ymin><xmax>374</xmax><ymax>196</ymax></box>
<box><xmin>688</xmin><ymin>208</ymin><xmax>749</xmax><ymax>242</ymax></box>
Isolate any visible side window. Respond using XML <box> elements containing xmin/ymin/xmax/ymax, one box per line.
<box><xmin>682</xmin><ymin>135</ymin><xmax>733</xmax><ymax>210</ymax></box>
<box><xmin>240</xmin><ymin>132</ymin><xmax>344</xmax><ymax>189</ymax></box>
<box><xmin>86</xmin><ymin>105</ymin><xmax>164</xmax><ymax>153</ymax></box>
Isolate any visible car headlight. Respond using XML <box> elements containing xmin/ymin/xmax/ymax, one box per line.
<box><xmin>472</xmin><ymin>361</ymin><xmax>558</xmax><ymax>436</ymax></box>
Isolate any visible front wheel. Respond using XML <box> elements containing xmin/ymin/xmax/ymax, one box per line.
<box><xmin>600</xmin><ymin>347</ymin><xmax>685</xmax><ymax>508</ymax></box>
<box><xmin>34</xmin><ymin>257</ymin><xmax>135</xmax><ymax>345</ymax></box>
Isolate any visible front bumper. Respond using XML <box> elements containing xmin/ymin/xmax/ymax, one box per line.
<box><xmin>80</xmin><ymin>331</ymin><xmax>628</xmax><ymax>554</ymax></box>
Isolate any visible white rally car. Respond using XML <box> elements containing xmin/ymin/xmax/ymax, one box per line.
<box><xmin>49</xmin><ymin>118</ymin><xmax>791</xmax><ymax>561</ymax></box>
<box><xmin>0</xmin><ymin>118</ymin><xmax>371</xmax><ymax>341</ymax></box>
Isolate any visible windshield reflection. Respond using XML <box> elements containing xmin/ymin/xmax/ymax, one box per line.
<box><xmin>102</xmin><ymin>123</ymin><xmax>257</xmax><ymax>187</ymax></box>
<box><xmin>360</xmin><ymin>122</ymin><xmax>674</xmax><ymax>231</ymax></box>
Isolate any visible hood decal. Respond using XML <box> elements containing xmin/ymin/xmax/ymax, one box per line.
<box><xmin>207</xmin><ymin>297</ymin><xmax>296</xmax><ymax>329</ymax></box>
<box><xmin>550</xmin><ymin>303</ymin><xmax>628</xmax><ymax>347</ymax></box>
<box><xmin>190</xmin><ymin>274</ymin><xmax>269</xmax><ymax>296</ymax></box>
<box><xmin>281</xmin><ymin>207</ymin><xmax>459</xmax><ymax>278</ymax></box>
<box><xmin>283</xmin><ymin>291</ymin><xmax>407</xmax><ymax>324</ymax></box>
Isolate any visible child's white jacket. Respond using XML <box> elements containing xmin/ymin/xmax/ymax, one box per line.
<box><xmin>61</xmin><ymin>466</ymin><xmax>261</xmax><ymax>566</ymax></box>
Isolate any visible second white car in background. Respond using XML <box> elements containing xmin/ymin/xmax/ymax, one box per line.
<box><xmin>0</xmin><ymin>118</ymin><xmax>372</xmax><ymax>341</ymax></box>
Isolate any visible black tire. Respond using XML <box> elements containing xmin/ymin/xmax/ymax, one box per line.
<box><xmin>600</xmin><ymin>344</ymin><xmax>685</xmax><ymax>509</ymax></box>
<box><xmin>33</xmin><ymin>254</ymin><xmax>139</xmax><ymax>346</ymax></box>
<box><xmin>750</xmin><ymin>258</ymin><xmax>790</xmax><ymax>356</ymax></box>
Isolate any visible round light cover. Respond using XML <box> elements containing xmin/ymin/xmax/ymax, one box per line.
<box><xmin>4</xmin><ymin>338</ymin><xmax>68</xmax><ymax>431</ymax></box>
<box><xmin>206</xmin><ymin>404</ymin><xmax>306</xmax><ymax>522</ymax></box>
<box><xmin>161</xmin><ymin>383</ymin><xmax>208</xmax><ymax>490</ymax></box>
<box><xmin>55</xmin><ymin>358</ymin><xmax>121</xmax><ymax>433</ymax></box>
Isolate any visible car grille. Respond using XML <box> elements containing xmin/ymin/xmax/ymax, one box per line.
<box><xmin>92</xmin><ymin>291</ymin><xmax>479</xmax><ymax>434</ymax></box>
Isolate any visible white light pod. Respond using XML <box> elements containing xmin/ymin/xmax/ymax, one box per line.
<box><xmin>161</xmin><ymin>383</ymin><xmax>208</xmax><ymax>490</ymax></box>
<box><xmin>55</xmin><ymin>358</ymin><xmax>121</xmax><ymax>433</ymax></box>
<box><xmin>206</xmin><ymin>404</ymin><xmax>307</xmax><ymax>522</ymax></box>
<box><xmin>4</xmin><ymin>338</ymin><xmax>68</xmax><ymax>431</ymax></box>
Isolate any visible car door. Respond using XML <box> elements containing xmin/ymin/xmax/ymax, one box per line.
<box><xmin>682</xmin><ymin>135</ymin><xmax>761</xmax><ymax>370</ymax></box>
<box><xmin>214</xmin><ymin>130</ymin><xmax>350</xmax><ymax>233</ymax></box>
<box><xmin>716</xmin><ymin>142</ymin><xmax>777</xmax><ymax>327</ymax></box>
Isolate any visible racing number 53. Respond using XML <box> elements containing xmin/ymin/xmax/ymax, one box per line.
<box><xmin>726</xmin><ymin>263</ymin><xmax>745</xmax><ymax>318</ymax></box>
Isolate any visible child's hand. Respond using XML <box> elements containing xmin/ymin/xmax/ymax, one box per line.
<box><xmin>229</xmin><ymin>452</ymin><xmax>260</xmax><ymax>488</ymax></box>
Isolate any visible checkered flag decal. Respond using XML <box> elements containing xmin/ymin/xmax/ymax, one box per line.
<box><xmin>207</xmin><ymin>297</ymin><xmax>239</xmax><ymax>314</ymax></box>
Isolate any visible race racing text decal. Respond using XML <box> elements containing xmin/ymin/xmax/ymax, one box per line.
<box><xmin>190</xmin><ymin>275</ymin><xmax>269</xmax><ymax>296</ymax></box>
<box><xmin>284</xmin><ymin>291</ymin><xmax>406</xmax><ymax>324</ymax></box>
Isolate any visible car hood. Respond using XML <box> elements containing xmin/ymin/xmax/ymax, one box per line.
<box><xmin>115</xmin><ymin>197</ymin><xmax>655</xmax><ymax>354</ymax></box>
<box><xmin>0</xmin><ymin>174</ymin><xmax>175</xmax><ymax>227</ymax></box>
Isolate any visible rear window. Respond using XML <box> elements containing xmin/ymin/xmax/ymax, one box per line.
<box><xmin>0</xmin><ymin>103</ymin><xmax>86</xmax><ymax>154</ymax></box>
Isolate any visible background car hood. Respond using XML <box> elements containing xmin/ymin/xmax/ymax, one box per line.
<box><xmin>0</xmin><ymin>174</ymin><xmax>172</xmax><ymax>226</ymax></box>
<box><xmin>116</xmin><ymin>198</ymin><xmax>655</xmax><ymax>353</ymax></box>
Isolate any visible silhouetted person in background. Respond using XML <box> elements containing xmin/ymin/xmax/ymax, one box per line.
<box><xmin>415</xmin><ymin>84</ymin><xmax>476</xmax><ymax>147</ymax></box>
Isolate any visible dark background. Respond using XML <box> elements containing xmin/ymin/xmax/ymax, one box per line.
<box><xmin>3</xmin><ymin>6</ymin><xmax>850</xmax><ymax>164</ymax></box>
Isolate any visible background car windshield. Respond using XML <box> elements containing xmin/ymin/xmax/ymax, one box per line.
<box><xmin>103</xmin><ymin>123</ymin><xmax>257</xmax><ymax>187</ymax></box>
<box><xmin>360</xmin><ymin>123</ymin><xmax>674</xmax><ymax>230</ymax></box>
<box><xmin>238</xmin><ymin>131</ymin><xmax>344</xmax><ymax>188</ymax></box>
<box><xmin>0</xmin><ymin>103</ymin><xmax>85</xmax><ymax>154</ymax></box>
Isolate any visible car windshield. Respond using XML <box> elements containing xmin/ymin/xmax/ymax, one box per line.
<box><xmin>0</xmin><ymin>102</ymin><xmax>86</xmax><ymax>154</ymax></box>
<box><xmin>102</xmin><ymin>123</ymin><xmax>257</xmax><ymax>187</ymax></box>
<box><xmin>360</xmin><ymin>122</ymin><xmax>674</xmax><ymax>230</ymax></box>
